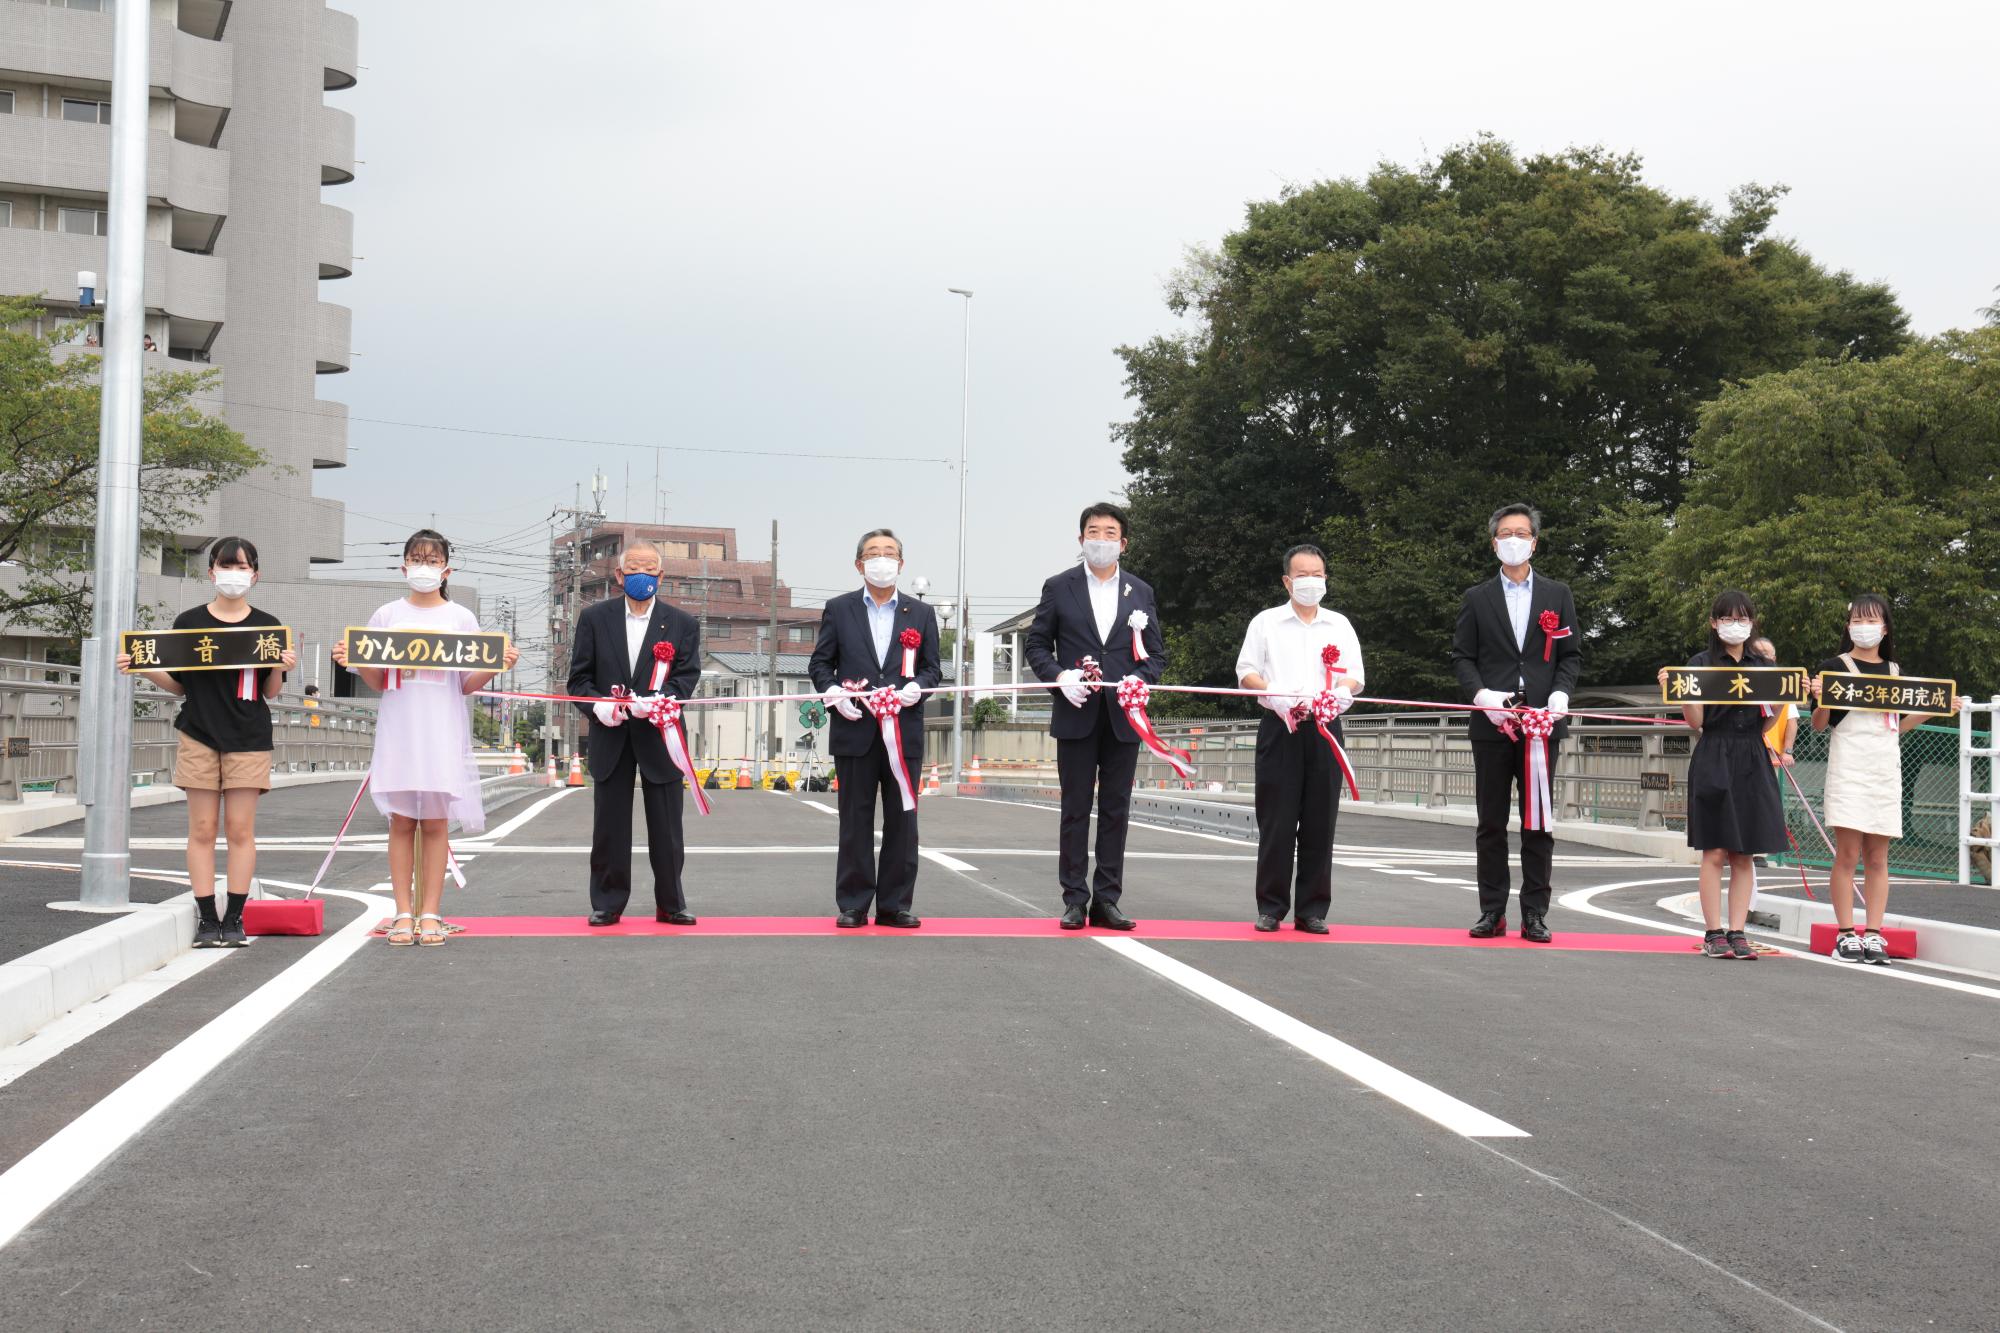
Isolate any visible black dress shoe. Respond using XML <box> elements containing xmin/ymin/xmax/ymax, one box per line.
<box><xmin>1254</xmin><ymin>914</ymin><xmax>1281</xmax><ymax>933</ymax></box>
<box><xmin>876</xmin><ymin>910</ymin><xmax>921</xmax><ymax>929</ymax></box>
<box><xmin>587</xmin><ymin>911</ymin><xmax>621</xmax><ymax>927</ymax></box>
<box><xmin>835</xmin><ymin>910</ymin><xmax>868</xmax><ymax>929</ymax></box>
<box><xmin>1059</xmin><ymin>904</ymin><xmax>1087</xmax><ymax>930</ymax></box>
<box><xmin>1520</xmin><ymin>913</ymin><xmax>1552</xmax><ymax>943</ymax></box>
<box><xmin>1294</xmin><ymin>917</ymin><xmax>1329</xmax><ymax>935</ymax></box>
<box><xmin>1088</xmin><ymin>901</ymin><xmax>1136</xmax><ymax>931</ymax></box>
<box><xmin>1469</xmin><ymin>912</ymin><xmax>1505</xmax><ymax>939</ymax></box>
<box><xmin>656</xmin><ymin>910</ymin><xmax>696</xmax><ymax>926</ymax></box>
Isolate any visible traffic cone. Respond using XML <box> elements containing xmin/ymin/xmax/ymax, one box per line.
<box><xmin>566</xmin><ymin>754</ymin><xmax>585</xmax><ymax>787</ymax></box>
<box><xmin>736</xmin><ymin>765</ymin><xmax>752</xmax><ymax>790</ymax></box>
<box><xmin>544</xmin><ymin>752</ymin><xmax>557</xmax><ymax>785</ymax></box>
<box><xmin>967</xmin><ymin>753</ymin><xmax>983</xmax><ymax>784</ymax></box>
<box><xmin>508</xmin><ymin>745</ymin><xmax>527</xmax><ymax>775</ymax></box>
<box><xmin>923</xmin><ymin>762</ymin><xmax>940</xmax><ymax>795</ymax></box>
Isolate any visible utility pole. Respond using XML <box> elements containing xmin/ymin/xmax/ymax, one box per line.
<box><xmin>759</xmin><ymin>520</ymin><xmax>779</xmax><ymax>784</ymax></box>
<box><xmin>549</xmin><ymin>485</ymin><xmax>602</xmax><ymax>769</ymax></box>
<box><xmin>76</xmin><ymin>1</ymin><xmax>151</xmax><ymax>907</ymax></box>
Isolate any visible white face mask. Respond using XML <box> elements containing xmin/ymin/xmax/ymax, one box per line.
<box><xmin>1288</xmin><ymin>576</ymin><xmax>1326</xmax><ymax>607</ymax></box>
<box><xmin>212</xmin><ymin>568</ymin><xmax>254</xmax><ymax>599</ymax></box>
<box><xmin>1081</xmin><ymin>539</ymin><xmax>1121</xmax><ymax>571</ymax></box>
<box><xmin>1715</xmin><ymin>620</ymin><xmax>1752</xmax><ymax>645</ymax></box>
<box><xmin>405</xmin><ymin>565</ymin><xmax>444</xmax><ymax>594</ymax></box>
<box><xmin>862</xmin><ymin>557</ymin><xmax>900</xmax><ymax>589</ymax></box>
<box><xmin>1495</xmin><ymin>535</ymin><xmax>1534</xmax><ymax>567</ymax></box>
<box><xmin>1848</xmin><ymin>623</ymin><xmax>1884</xmax><ymax>649</ymax></box>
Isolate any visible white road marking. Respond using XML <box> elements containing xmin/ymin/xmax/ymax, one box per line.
<box><xmin>1096</xmin><ymin>936</ymin><xmax>1528</xmax><ymax>1139</ymax></box>
<box><xmin>802</xmin><ymin>800</ymin><xmax>839</xmax><ymax>816</ymax></box>
<box><xmin>919</xmin><ymin>849</ymin><xmax>978</xmax><ymax>873</ymax></box>
<box><xmin>1375</xmin><ymin>868</ymin><xmax>1439</xmax><ymax>877</ymax></box>
<box><xmin>0</xmin><ymin>883</ymin><xmax>391</xmax><ymax>1251</ymax></box>
<box><xmin>461</xmin><ymin>787</ymin><xmax>575</xmax><ymax>844</ymax></box>
<box><xmin>0</xmin><ymin>947</ymin><xmax>235</xmax><ymax>1089</ymax></box>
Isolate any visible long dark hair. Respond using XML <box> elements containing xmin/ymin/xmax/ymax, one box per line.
<box><xmin>1838</xmin><ymin>592</ymin><xmax>1895</xmax><ymax>664</ymax></box>
<box><xmin>404</xmin><ymin>528</ymin><xmax>451</xmax><ymax>600</ymax></box>
<box><xmin>1705</xmin><ymin>588</ymin><xmax>1757</xmax><ymax>660</ymax></box>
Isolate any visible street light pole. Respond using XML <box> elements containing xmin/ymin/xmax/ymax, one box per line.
<box><xmin>78</xmin><ymin>1</ymin><xmax>153</xmax><ymax>907</ymax></box>
<box><xmin>946</xmin><ymin>288</ymin><xmax>973</xmax><ymax>785</ymax></box>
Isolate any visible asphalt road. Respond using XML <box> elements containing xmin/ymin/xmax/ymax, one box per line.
<box><xmin>2</xmin><ymin>786</ymin><xmax>1997</xmax><ymax>1330</ymax></box>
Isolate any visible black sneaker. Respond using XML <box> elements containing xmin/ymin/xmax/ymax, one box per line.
<box><xmin>1701</xmin><ymin>930</ymin><xmax>1731</xmax><ymax>959</ymax></box>
<box><xmin>192</xmin><ymin>918</ymin><xmax>224</xmax><ymax>949</ymax></box>
<box><xmin>1860</xmin><ymin>930</ymin><xmax>1891</xmax><ymax>966</ymax></box>
<box><xmin>1726</xmin><ymin>930</ymin><xmax>1757</xmax><ymax>960</ymax></box>
<box><xmin>218</xmin><ymin>917</ymin><xmax>249</xmax><ymax>948</ymax></box>
<box><xmin>1832</xmin><ymin>930</ymin><xmax>1867</xmax><ymax>963</ymax></box>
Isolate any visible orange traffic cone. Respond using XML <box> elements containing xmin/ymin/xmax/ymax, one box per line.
<box><xmin>736</xmin><ymin>766</ymin><xmax>752</xmax><ymax>790</ymax></box>
<box><xmin>545</xmin><ymin>752</ymin><xmax>557</xmax><ymax>785</ymax></box>
<box><xmin>508</xmin><ymin>745</ymin><xmax>527</xmax><ymax>775</ymax></box>
<box><xmin>967</xmin><ymin>753</ymin><xmax>983</xmax><ymax>784</ymax></box>
<box><xmin>923</xmin><ymin>762</ymin><xmax>940</xmax><ymax>795</ymax></box>
<box><xmin>566</xmin><ymin>754</ymin><xmax>585</xmax><ymax>787</ymax></box>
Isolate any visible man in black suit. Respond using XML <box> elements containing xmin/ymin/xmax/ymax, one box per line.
<box><xmin>807</xmin><ymin>528</ymin><xmax>942</xmax><ymax>929</ymax></box>
<box><xmin>567</xmin><ymin>541</ymin><xmax>701</xmax><ymax>927</ymax></box>
<box><xmin>1024</xmin><ymin>502</ymin><xmax>1167</xmax><ymax>930</ymax></box>
<box><xmin>1450</xmin><ymin>503</ymin><xmax>1582</xmax><ymax>943</ymax></box>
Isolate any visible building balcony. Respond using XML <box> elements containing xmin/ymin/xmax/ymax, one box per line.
<box><xmin>314</xmin><ymin>300</ymin><xmax>351</xmax><ymax>373</ymax></box>
<box><xmin>323</xmin><ymin>8</ymin><xmax>359</xmax><ymax>91</ymax></box>
<box><xmin>0</xmin><ymin>6</ymin><xmax>233</xmax><ymax>113</ymax></box>
<box><xmin>0</xmin><ymin>116</ymin><xmax>231</xmax><ymax>218</ymax></box>
<box><xmin>318</xmin><ymin>202</ymin><xmax>352</xmax><ymax>279</ymax></box>
<box><xmin>304</xmin><ymin>399</ymin><xmax>349</xmax><ymax>468</ymax></box>
<box><xmin>0</xmin><ymin>228</ymin><xmax>226</xmax><ymax>325</ymax></box>
<box><xmin>304</xmin><ymin>495</ymin><xmax>347</xmax><ymax>565</ymax></box>
<box><xmin>319</xmin><ymin>105</ymin><xmax>355</xmax><ymax>186</ymax></box>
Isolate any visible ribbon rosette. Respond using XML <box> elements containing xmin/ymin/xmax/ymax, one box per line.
<box><xmin>649</xmin><ymin>640</ymin><xmax>675</xmax><ymax>692</ymax></box>
<box><xmin>863</xmin><ymin>686</ymin><xmax>919</xmax><ymax>811</ymax></box>
<box><xmin>1538</xmin><ymin>609</ymin><xmax>1572</xmax><ymax>663</ymax></box>
<box><xmin>643</xmin><ymin>692</ymin><xmax>711</xmax><ymax>815</ymax></box>
<box><xmin>1515</xmin><ymin>707</ymin><xmax>1557</xmax><ymax>831</ymax></box>
<box><xmin>1079</xmin><ymin>656</ymin><xmax>1103</xmax><ymax>684</ymax></box>
<box><xmin>237</xmin><ymin>666</ymin><xmax>258</xmax><ymax>702</ymax></box>
<box><xmin>1308</xmin><ymin>690</ymin><xmax>1361</xmax><ymax>800</ymax></box>
<box><xmin>1128</xmin><ymin>609</ymin><xmax>1150</xmax><ymax>662</ymax></box>
<box><xmin>1115</xmin><ymin>677</ymin><xmax>1195</xmax><ymax>779</ymax></box>
<box><xmin>1320</xmin><ymin>643</ymin><xmax>1341</xmax><ymax>691</ymax></box>
<box><xmin>899</xmin><ymin>626</ymin><xmax>921</xmax><ymax>677</ymax></box>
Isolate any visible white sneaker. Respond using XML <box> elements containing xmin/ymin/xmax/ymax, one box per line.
<box><xmin>1832</xmin><ymin>931</ymin><xmax>1866</xmax><ymax>963</ymax></box>
<box><xmin>1861</xmin><ymin>931</ymin><xmax>1891</xmax><ymax>966</ymax></box>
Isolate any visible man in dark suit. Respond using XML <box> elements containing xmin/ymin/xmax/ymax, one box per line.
<box><xmin>1024</xmin><ymin>502</ymin><xmax>1167</xmax><ymax>930</ymax></box>
<box><xmin>567</xmin><ymin>541</ymin><xmax>701</xmax><ymax>927</ymax></box>
<box><xmin>807</xmin><ymin>528</ymin><xmax>942</xmax><ymax>929</ymax></box>
<box><xmin>1450</xmin><ymin>503</ymin><xmax>1583</xmax><ymax>943</ymax></box>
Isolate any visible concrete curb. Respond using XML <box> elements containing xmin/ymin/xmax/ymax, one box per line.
<box><xmin>1663</xmin><ymin>889</ymin><xmax>2000</xmax><ymax>977</ymax></box>
<box><xmin>0</xmin><ymin>894</ymin><xmax>195</xmax><ymax>1050</ymax></box>
<box><xmin>0</xmin><ymin>769</ymin><xmax>363</xmax><ymax>842</ymax></box>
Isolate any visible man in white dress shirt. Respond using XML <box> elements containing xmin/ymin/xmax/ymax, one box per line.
<box><xmin>1236</xmin><ymin>544</ymin><xmax>1365</xmax><ymax>934</ymax></box>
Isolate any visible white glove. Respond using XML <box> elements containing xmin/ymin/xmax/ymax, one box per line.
<box><xmin>1546</xmin><ymin>691</ymin><xmax>1569</xmax><ymax>719</ymax></box>
<box><xmin>591</xmin><ymin>700</ymin><xmax>623</xmax><ymax>728</ymax></box>
<box><xmin>1261</xmin><ymin>692</ymin><xmax>1306</xmax><ymax>715</ymax></box>
<box><xmin>1055</xmin><ymin>669</ymin><xmax>1090</xmax><ymax>708</ymax></box>
<box><xmin>1473</xmin><ymin>688</ymin><xmax>1513</xmax><ymax>729</ymax></box>
<box><xmin>896</xmin><ymin>680</ymin><xmax>922</xmax><ymax>708</ymax></box>
<box><xmin>1331</xmin><ymin>685</ymin><xmax>1355</xmax><ymax>716</ymax></box>
<box><xmin>823</xmin><ymin>684</ymin><xmax>863</xmax><ymax>722</ymax></box>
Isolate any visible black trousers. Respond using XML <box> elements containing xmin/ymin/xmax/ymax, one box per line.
<box><xmin>1254</xmin><ymin>713</ymin><xmax>1342</xmax><ymax>921</ymax></box>
<box><xmin>1471</xmin><ymin>735</ymin><xmax>1562</xmax><ymax>919</ymax></box>
<box><xmin>588</xmin><ymin>745</ymin><xmax>686</xmax><ymax>916</ymax></box>
<box><xmin>1055</xmin><ymin>711</ymin><xmax>1141</xmax><ymax>908</ymax></box>
<box><xmin>834</xmin><ymin>744</ymin><xmax>920</xmax><ymax>916</ymax></box>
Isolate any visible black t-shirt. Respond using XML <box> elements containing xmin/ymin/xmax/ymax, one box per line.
<box><xmin>170</xmin><ymin>604</ymin><xmax>284</xmax><ymax>753</ymax></box>
<box><xmin>1687</xmin><ymin>647</ymin><xmax>1773</xmax><ymax>736</ymax></box>
<box><xmin>1817</xmin><ymin>654</ymin><xmax>1893</xmax><ymax>732</ymax></box>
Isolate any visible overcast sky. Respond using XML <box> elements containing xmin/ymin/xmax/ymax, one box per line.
<box><xmin>315</xmin><ymin>0</ymin><xmax>1999</xmax><ymax>646</ymax></box>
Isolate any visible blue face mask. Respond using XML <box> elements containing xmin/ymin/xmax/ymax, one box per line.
<box><xmin>622</xmin><ymin>572</ymin><xmax>659</xmax><ymax>602</ymax></box>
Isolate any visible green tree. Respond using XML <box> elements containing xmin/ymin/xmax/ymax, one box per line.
<box><xmin>0</xmin><ymin>296</ymin><xmax>266</xmax><ymax>637</ymax></box>
<box><xmin>1117</xmin><ymin>137</ymin><xmax>1908</xmax><ymax>698</ymax></box>
<box><xmin>1611</xmin><ymin>326</ymin><xmax>2000</xmax><ymax>695</ymax></box>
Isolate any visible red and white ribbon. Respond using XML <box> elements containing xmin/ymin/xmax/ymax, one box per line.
<box><xmin>1507</xmin><ymin>707</ymin><xmax>1557</xmax><ymax>831</ymax></box>
<box><xmin>1308</xmin><ymin>690</ymin><xmax>1360</xmax><ymax>800</ymax></box>
<box><xmin>1538</xmin><ymin>610</ymin><xmax>1572</xmax><ymax>664</ymax></box>
<box><xmin>1079</xmin><ymin>656</ymin><xmax>1103</xmax><ymax>685</ymax></box>
<box><xmin>1116</xmin><ymin>677</ymin><xmax>1195</xmax><ymax>778</ymax></box>
<box><xmin>865</xmin><ymin>686</ymin><xmax>918</xmax><ymax>810</ymax></box>
<box><xmin>643</xmin><ymin>693</ymin><xmax>711</xmax><ymax>816</ymax></box>
<box><xmin>237</xmin><ymin>667</ymin><xmax>258</xmax><ymax>701</ymax></box>
<box><xmin>649</xmin><ymin>641</ymin><xmax>674</xmax><ymax>693</ymax></box>
<box><xmin>899</xmin><ymin>627</ymin><xmax>921</xmax><ymax>677</ymax></box>
<box><xmin>306</xmin><ymin>772</ymin><xmax>373</xmax><ymax>898</ymax></box>
<box><xmin>1127</xmin><ymin>610</ymin><xmax>1150</xmax><ymax>662</ymax></box>
<box><xmin>381</xmin><ymin>668</ymin><xmax>401</xmax><ymax>692</ymax></box>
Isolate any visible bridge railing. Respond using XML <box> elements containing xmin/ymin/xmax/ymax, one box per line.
<box><xmin>0</xmin><ymin>657</ymin><xmax>376</xmax><ymax>800</ymax></box>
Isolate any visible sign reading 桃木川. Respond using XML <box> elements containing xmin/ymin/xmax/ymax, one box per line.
<box><xmin>1658</xmin><ymin>666</ymin><xmax>1810</xmax><ymax>705</ymax></box>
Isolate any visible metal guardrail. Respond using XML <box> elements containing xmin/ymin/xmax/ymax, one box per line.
<box><xmin>0</xmin><ymin>656</ymin><xmax>376</xmax><ymax>801</ymax></box>
<box><xmin>1959</xmin><ymin>697</ymin><xmax>1998</xmax><ymax>885</ymax></box>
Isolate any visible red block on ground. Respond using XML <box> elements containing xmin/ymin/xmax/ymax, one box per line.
<box><xmin>1808</xmin><ymin>922</ymin><xmax>1916</xmax><ymax>959</ymax></box>
<box><xmin>242</xmin><ymin>898</ymin><xmax>324</xmax><ymax>937</ymax></box>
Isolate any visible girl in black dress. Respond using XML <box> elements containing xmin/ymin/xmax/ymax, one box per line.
<box><xmin>1658</xmin><ymin>590</ymin><xmax>1788</xmax><ymax>960</ymax></box>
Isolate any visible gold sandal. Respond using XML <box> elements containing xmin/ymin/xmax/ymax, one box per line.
<box><xmin>385</xmin><ymin>913</ymin><xmax>416</xmax><ymax>946</ymax></box>
<box><xmin>416</xmin><ymin>913</ymin><xmax>447</xmax><ymax>947</ymax></box>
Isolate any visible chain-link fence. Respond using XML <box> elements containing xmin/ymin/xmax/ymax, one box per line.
<box><xmin>1771</xmin><ymin>719</ymin><xmax>1990</xmax><ymax>882</ymax></box>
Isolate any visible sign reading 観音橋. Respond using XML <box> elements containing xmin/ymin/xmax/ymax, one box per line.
<box><xmin>120</xmin><ymin>625</ymin><xmax>294</xmax><ymax>673</ymax></box>
<box><xmin>1658</xmin><ymin>666</ymin><xmax>1810</xmax><ymax>705</ymax></box>
<box><xmin>340</xmin><ymin>628</ymin><xmax>510</xmax><ymax>673</ymax></box>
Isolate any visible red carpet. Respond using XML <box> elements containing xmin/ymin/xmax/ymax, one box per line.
<box><xmin>437</xmin><ymin>915</ymin><xmax>1717</xmax><ymax>953</ymax></box>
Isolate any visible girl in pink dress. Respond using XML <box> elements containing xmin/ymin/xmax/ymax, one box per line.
<box><xmin>331</xmin><ymin>530</ymin><xmax>518</xmax><ymax>945</ymax></box>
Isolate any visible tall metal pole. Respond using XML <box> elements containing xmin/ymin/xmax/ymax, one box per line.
<box><xmin>78</xmin><ymin>3</ymin><xmax>153</xmax><ymax>907</ymax></box>
<box><xmin>760</xmin><ymin>520</ymin><xmax>779</xmax><ymax>785</ymax></box>
<box><xmin>947</xmin><ymin>288</ymin><xmax>973</xmax><ymax>784</ymax></box>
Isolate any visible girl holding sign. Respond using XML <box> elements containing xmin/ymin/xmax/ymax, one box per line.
<box><xmin>118</xmin><ymin>537</ymin><xmax>296</xmax><ymax>948</ymax></box>
<box><xmin>1809</xmin><ymin>595</ymin><xmax>1964</xmax><ymax>965</ymax></box>
<box><xmin>1659</xmin><ymin>590</ymin><xmax>1788</xmax><ymax>960</ymax></box>
<box><xmin>331</xmin><ymin>530</ymin><xmax>518</xmax><ymax>945</ymax></box>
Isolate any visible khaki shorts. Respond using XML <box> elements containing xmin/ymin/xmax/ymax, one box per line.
<box><xmin>173</xmin><ymin>733</ymin><xmax>273</xmax><ymax>793</ymax></box>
